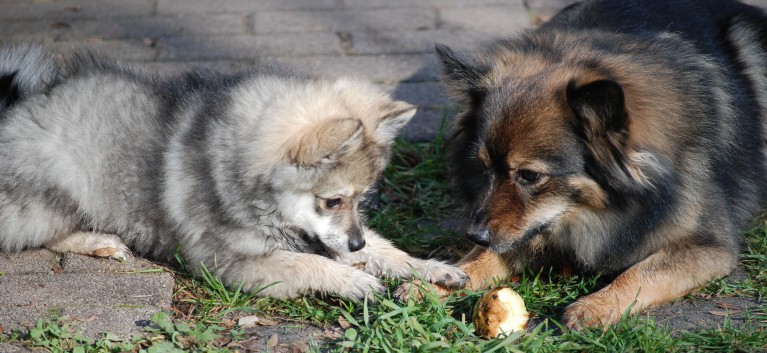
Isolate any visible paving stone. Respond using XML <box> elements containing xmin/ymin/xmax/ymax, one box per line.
<box><xmin>268</xmin><ymin>54</ymin><xmax>439</xmax><ymax>83</ymax></box>
<box><xmin>344</xmin><ymin>29</ymin><xmax>506</xmax><ymax>55</ymax></box>
<box><xmin>51</xmin><ymin>39</ymin><xmax>159</xmax><ymax>61</ymax></box>
<box><xmin>140</xmin><ymin>60</ymin><xmax>259</xmax><ymax>75</ymax></box>
<box><xmin>0</xmin><ymin>258</ymin><xmax>174</xmax><ymax>339</ymax></box>
<box><xmin>254</xmin><ymin>8</ymin><xmax>435</xmax><ymax>34</ymax></box>
<box><xmin>341</xmin><ymin>0</ymin><xmax>512</xmax><ymax>9</ymax></box>
<box><xmin>0</xmin><ymin>0</ymin><xmax>154</xmax><ymax>21</ymax></box>
<box><xmin>0</xmin><ymin>249</ymin><xmax>62</xmax><ymax>275</ymax></box>
<box><xmin>158</xmin><ymin>33</ymin><xmax>343</xmax><ymax>60</ymax></box>
<box><xmin>42</xmin><ymin>14</ymin><xmax>249</xmax><ymax>41</ymax></box>
<box><xmin>386</xmin><ymin>81</ymin><xmax>450</xmax><ymax>107</ymax></box>
<box><xmin>439</xmin><ymin>4</ymin><xmax>530</xmax><ymax>34</ymax></box>
<box><xmin>0</xmin><ymin>21</ymin><xmax>61</xmax><ymax>42</ymax></box>
<box><xmin>400</xmin><ymin>107</ymin><xmax>455</xmax><ymax>142</ymax></box>
<box><xmin>741</xmin><ymin>0</ymin><xmax>767</xmax><ymax>7</ymax></box>
<box><xmin>157</xmin><ymin>0</ymin><xmax>338</xmax><ymax>15</ymax></box>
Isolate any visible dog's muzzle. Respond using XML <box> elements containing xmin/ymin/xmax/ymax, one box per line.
<box><xmin>347</xmin><ymin>227</ymin><xmax>366</xmax><ymax>252</ymax></box>
<box><xmin>466</xmin><ymin>207</ymin><xmax>492</xmax><ymax>246</ymax></box>
<box><xmin>467</xmin><ymin>225</ymin><xmax>491</xmax><ymax>247</ymax></box>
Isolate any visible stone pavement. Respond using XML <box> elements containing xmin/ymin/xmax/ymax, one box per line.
<box><xmin>1</xmin><ymin>0</ymin><xmax>767</xmax><ymax>350</ymax></box>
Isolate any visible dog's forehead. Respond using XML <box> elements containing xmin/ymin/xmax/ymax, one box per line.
<box><xmin>313</xmin><ymin>143</ymin><xmax>386</xmax><ymax>195</ymax></box>
<box><xmin>478</xmin><ymin>77</ymin><xmax>578</xmax><ymax>166</ymax></box>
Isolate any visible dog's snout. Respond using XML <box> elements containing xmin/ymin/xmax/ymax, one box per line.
<box><xmin>467</xmin><ymin>227</ymin><xmax>491</xmax><ymax>247</ymax></box>
<box><xmin>347</xmin><ymin>228</ymin><xmax>366</xmax><ymax>252</ymax></box>
<box><xmin>467</xmin><ymin>209</ymin><xmax>491</xmax><ymax>247</ymax></box>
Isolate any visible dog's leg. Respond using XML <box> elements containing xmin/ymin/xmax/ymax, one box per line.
<box><xmin>336</xmin><ymin>228</ymin><xmax>468</xmax><ymax>289</ymax></box>
<box><xmin>45</xmin><ymin>231</ymin><xmax>131</xmax><ymax>261</ymax></box>
<box><xmin>210</xmin><ymin>249</ymin><xmax>385</xmax><ymax>300</ymax></box>
<box><xmin>455</xmin><ymin>246</ymin><xmax>521</xmax><ymax>290</ymax></box>
<box><xmin>563</xmin><ymin>242</ymin><xmax>738</xmax><ymax>329</ymax></box>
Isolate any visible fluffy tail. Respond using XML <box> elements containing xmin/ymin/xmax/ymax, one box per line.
<box><xmin>0</xmin><ymin>43</ymin><xmax>57</xmax><ymax>110</ymax></box>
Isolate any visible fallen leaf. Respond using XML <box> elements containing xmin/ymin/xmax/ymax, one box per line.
<box><xmin>322</xmin><ymin>327</ymin><xmax>343</xmax><ymax>339</ymax></box>
<box><xmin>258</xmin><ymin>318</ymin><xmax>279</xmax><ymax>326</ymax></box>
<box><xmin>0</xmin><ymin>324</ymin><xmax>5</xmax><ymax>335</ymax></box>
<box><xmin>50</xmin><ymin>21</ymin><xmax>71</xmax><ymax>29</ymax></box>
<box><xmin>237</xmin><ymin>315</ymin><xmax>260</xmax><ymax>328</ymax></box>
<box><xmin>351</xmin><ymin>261</ymin><xmax>367</xmax><ymax>270</ymax></box>
<box><xmin>267</xmin><ymin>334</ymin><xmax>279</xmax><ymax>348</ymax></box>
<box><xmin>337</xmin><ymin>316</ymin><xmax>351</xmax><ymax>329</ymax></box>
<box><xmin>226</xmin><ymin>341</ymin><xmax>245</xmax><ymax>349</ymax></box>
<box><xmin>715</xmin><ymin>301</ymin><xmax>740</xmax><ymax>310</ymax></box>
<box><xmin>291</xmin><ymin>341</ymin><xmax>310</xmax><ymax>353</ymax></box>
<box><xmin>708</xmin><ymin>310</ymin><xmax>732</xmax><ymax>317</ymax></box>
<box><xmin>219</xmin><ymin>319</ymin><xmax>236</xmax><ymax>329</ymax></box>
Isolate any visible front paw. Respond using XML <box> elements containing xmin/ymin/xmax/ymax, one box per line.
<box><xmin>562</xmin><ymin>293</ymin><xmax>622</xmax><ymax>329</ymax></box>
<box><xmin>392</xmin><ymin>279</ymin><xmax>453</xmax><ymax>302</ymax></box>
<box><xmin>338</xmin><ymin>270</ymin><xmax>385</xmax><ymax>301</ymax></box>
<box><xmin>413</xmin><ymin>260</ymin><xmax>469</xmax><ymax>289</ymax></box>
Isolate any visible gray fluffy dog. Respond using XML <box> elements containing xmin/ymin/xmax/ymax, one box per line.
<box><xmin>0</xmin><ymin>44</ymin><xmax>467</xmax><ymax>300</ymax></box>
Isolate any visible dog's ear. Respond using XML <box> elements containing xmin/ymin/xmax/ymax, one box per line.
<box><xmin>567</xmin><ymin>79</ymin><xmax>627</xmax><ymax>138</ymax></box>
<box><xmin>435</xmin><ymin>44</ymin><xmax>487</xmax><ymax>103</ymax></box>
<box><xmin>375</xmin><ymin>101</ymin><xmax>416</xmax><ymax>141</ymax></box>
<box><xmin>568</xmin><ymin>79</ymin><xmax>637</xmax><ymax>189</ymax></box>
<box><xmin>285</xmin><ymin>118</ymin><xmax>364</xmax><ymax>167</ymax></box>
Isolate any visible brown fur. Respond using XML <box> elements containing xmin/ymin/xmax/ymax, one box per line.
<box><xmin>433</xmin><ymin>0</ymin><xmax>767</xmax><ymax>328</ymax></box>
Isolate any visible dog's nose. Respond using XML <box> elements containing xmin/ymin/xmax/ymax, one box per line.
<box><xmin>467</xmin><ymin>209</ymin><xmax>491</xmax><ymax>247</ymax></box>
<box><xmin>467</xmin><ymin>227</ymin><xmax>491</xmax><ymax>247</ymax></box>
<box><xmin>347</xmin><ymin>227</ymin><xmax>366</xmax><ymax>252</ymax></box>
<box><xmin>348</xmin><ymin>236</ymin><xmax>366</xmax><ymax>252</ymax></box>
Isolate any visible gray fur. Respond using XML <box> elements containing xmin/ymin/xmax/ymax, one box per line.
<box><xmin>0</xmin><ymin>44</ymin><xmax>467</xmax><ymax>300</ymax></box>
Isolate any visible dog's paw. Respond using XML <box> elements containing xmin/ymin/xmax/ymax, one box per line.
<box><xmin>413</xmin><ymin>260</ymin><xmax>469</xmax><ymax>289</ymax></box>
<box><xmin>47</xmin><ymin>232</ymin><xmax>132</xmax><ymax>262</ymax></box>
<box><xmin>392</xmin><ymin>279</ymin><xmax>453</xmax><ymax>302</ymax></box>
<box><xmin>562</xmin><ymin>294</ymin><xmax>621</xmax><ymax>330</ymax></box>
<box><xmin>339</xmin><ymin>270</ymin><xmax>385</xmax><ymax>302</ymax></box>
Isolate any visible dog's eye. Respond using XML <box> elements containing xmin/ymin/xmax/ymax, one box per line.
<box><xmin>517</xmin><ymin>170</ymin><xmax>542</xmax><ymax>184</ymax></box>
<box><xmin>323</xmin><ymin>198</ymin><xmax>343</xmax><ymax>209</ymax></box>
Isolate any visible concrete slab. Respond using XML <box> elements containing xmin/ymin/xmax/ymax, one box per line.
<box><xmin>0</xmin><ymin>251</ymin><xmax>173</xmax><ymax>340</ymax></box>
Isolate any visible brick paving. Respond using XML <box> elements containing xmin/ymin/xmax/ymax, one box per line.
<box><xmin>1</xmin><ymin>0</ymin><xmax>767</xmax><ymax>350</ymax></box>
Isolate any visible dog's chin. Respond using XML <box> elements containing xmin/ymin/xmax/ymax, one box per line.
<box><xmin>486</xmin><ymin>237</ymin><xmax>526</xmax><ymax>254</ymax></box>
<box><xmin>485</xmin><ymin>222</ymin><xmax>551</xmax><ymax>254</ymax></box>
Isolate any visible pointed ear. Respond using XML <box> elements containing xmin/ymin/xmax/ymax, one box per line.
<box><xmin>566</xmin><ymin>79</ymin><xmax>627</xmax><ymax>141</ymax></box>
<box><xmin>375</xmin><ymin>101</ymin><xmax>416</xmax><ymax>141</ymax></box>
<box><xmin>435</xmin><ymin>44</ymin><xmax>487</xmax><ymax>102</ymax></box>
<box><xmin>285</xmin><ymin>118</ymin><xmax>364</xmax><ymax>167</ymax></box>
<box><xmin>567</xmin><ymin>79</ymin><xmax>638</xmax><ymax>189</ymax></box>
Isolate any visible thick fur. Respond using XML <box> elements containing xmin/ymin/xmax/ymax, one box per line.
<box><xmin>437</xmin><ymin>0</ymin><xmax>767</xmax><ymax>328</ymax></box>
<box><xmin>0</xmin><ymin>44</ymin><xmax>467</xmax><ymax>300</ymax></box>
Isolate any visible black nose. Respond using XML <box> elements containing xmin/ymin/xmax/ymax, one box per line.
<box><xmin>348</xmin><ymin>237</ymin><xmax>365</xmax><ymax>252</ymax></box>
<box><xmin>467</xmin><ymin>227</ymin><xmax>491</xmax><ymax>247</ymax></box>
<box><xmin>467</xmin><ymin>209</ymin><xmax>491</xmax><ymax>247</ymax></box>
<box><xmin>347</xmin><ymin>228</ymin><xmax>366</xmax><ymax>252</ymax></box>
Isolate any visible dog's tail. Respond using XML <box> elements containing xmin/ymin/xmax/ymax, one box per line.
<box><xmin>0</xmin><ymin>43</ymin><xmax>57</xmax><ymax>111</ymax></box>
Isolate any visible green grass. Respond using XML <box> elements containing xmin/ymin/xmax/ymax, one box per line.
<box><xmin>366</xmin><ymin>118</ymin><xmax>473</xmax><ymax>260</ymax></box>
<box><xmin>5</xmin><ymin>120</ymin><xmax>767</xmax><ymax>352</ymax></box>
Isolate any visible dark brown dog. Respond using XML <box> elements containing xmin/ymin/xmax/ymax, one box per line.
<box><xmin>438</xmin><ymin>0</ymin><xmax>767</xmax><ymax>328</ymax></box>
